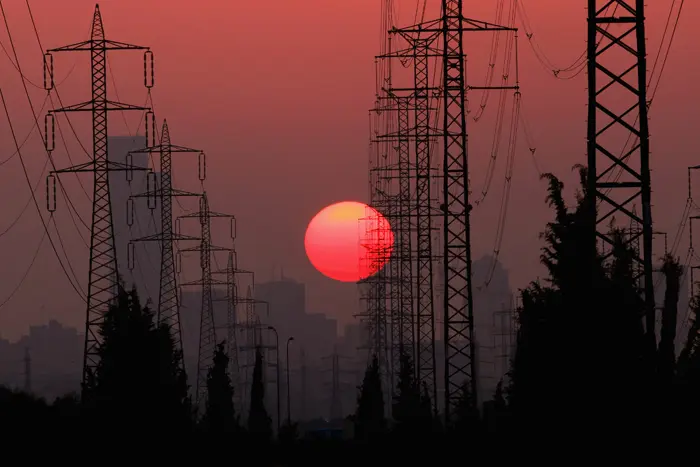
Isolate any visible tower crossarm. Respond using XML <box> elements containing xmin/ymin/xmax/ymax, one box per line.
<box><xmin>50</xmin><ymin>100</ymin><xmax>148</xmax><ymax>113</ymax></box>
<box><xmin>129</xmin><ymin>143</ymin><xmax>202</xmax><ymax>154</ymax></box>
<box><xmin>389</xmin><ymin>17</ymin><xmax>515</xmax><ymax>35</ymax></box>
<box><xmin>181</xmin><ymin>278</ymin><xmax>228</xmax><ymax>287</ymax></box>
<box><xmin>180</xmin><ymin>243</ymin><xmax>232</xmax><ymax>254</ymax></box>
<box><xmin>131</xmin><ymin>232</ymin><xmax>200</xmax><ymax>243</ymax></box>
<box><xmin>48</xmin><ymin>39</ymin><xmax>149</xmax><ymax>53</ymax></box>
<box><xmin>131</xmin><ymin>188</ymin><xmax>202</xmax><ymax>199</ymax></box>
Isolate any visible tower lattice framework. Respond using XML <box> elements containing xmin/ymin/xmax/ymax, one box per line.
<box><xmin>128</xmin><ymin>120</ymin><xmax>202</xmax><ymax>357</ymax></box>
<box><xmin>396</xmin><ymin>96</ymin><xmax>415</xmax><ymax>367</ymax></box>
<box><xmin>212</xmin><ymin>251</ymin><xmax>253</xmax><ymax>410</ymax></box>
<box><xmin>586</xmin><ymin>0</ymin><xmax>655</xmax><ymax>337</ymax></box>
<box><xmin>43</xmin><ymin>5</ymin><xmax>153</xmax><ymax>388</ymax></box>
<box><xmin>377</xmin><ymin>30</ymin><xmax>440</xmax><ymax>407</ymax></box>
<box><xmin>412</xmin><ymin>34</ymin><xmax>438</xmax><ymax>406</ymax></box>
<box><xmin>179</xmin><ymin>193</ymin><xmax>235</xmax><ymax>406</ymax></box>
<box><xmin>387</xmin><ymin>2</ymin><xmax>514</xmax><ymax>418</ymax></box>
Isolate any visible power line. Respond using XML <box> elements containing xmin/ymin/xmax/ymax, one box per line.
<box><xmin>0</xmin><ymin>225</ymin><xmax>47</xmax><ymax>310</ymax></box>
<box><xmin>0</xmin><ymin>86</ymin><xmax>86</xmax><ymax>302</ymax></box>
<box><xmin>0</xmin><ymin>0</ymin><xmax>89</xmax><ymax>287</ymax></box>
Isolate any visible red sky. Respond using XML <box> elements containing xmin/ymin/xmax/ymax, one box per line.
<box><xmin>0</xmin><ymin>1</ymin><xmax>697</xmax><ymax>339</ymax></box>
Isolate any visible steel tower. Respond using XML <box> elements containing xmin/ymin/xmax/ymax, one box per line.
<box><xmin>440</xmin><ymin>0</ymin><xmax>477</xmax><ymax>418</ymax></box>
<box><xmin>179</xmin><ymin>193</ymin><xmax>235</xmax><ymax>406</ymax></box>
<box><xmin>412</xmin><ymin>35</ymin><xmax>438</xmax><ymax>406</ymax></box>
<box><xmin>586</xmin><ymin>0</ymin><xmax>655</xmax><ymax>337</ymax></box>
<box><xmin>128</xmin><ymin>120</ymin><xmax>202</xmax><ymax>356</ymax></box>
<box><xmin>43</xmin><ymin>4</ymin><xmax>153</xmax><ymax>388</ymax></box>
<box><xmin>396</xmin><ymin>96</ymin><xmax>415</xmax><ymax>366</ymax></box>
<box><xmin>212</xmin><ymin>251</ymin><xmax>253</xmax><ymax>410</ymax></box>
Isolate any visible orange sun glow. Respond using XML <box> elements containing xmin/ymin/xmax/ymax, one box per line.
<box><xmin>304</xmin><ymin>201</ymin><xmax>394</xmax><ymax>283</ymax></box>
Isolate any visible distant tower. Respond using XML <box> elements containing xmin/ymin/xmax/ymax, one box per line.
<box><xmin>180</xmin><ymin>193</ymin><xmax>236</xmax><ymax>406</ymax></box>
<box><xmin>129</xmin><ymin>120</ymin><xmax>202</xmax><ymax>356</ymax></box>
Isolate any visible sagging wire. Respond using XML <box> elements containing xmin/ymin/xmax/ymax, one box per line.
<box><xmin>477</xmin><ymin>91</ymin><xmax>521</xmax><ymax>290</ymax></box>
<box><xmin>473</xmin><ymin>0</ymin><xmax>518</xmax><ymax>206</ymax></box>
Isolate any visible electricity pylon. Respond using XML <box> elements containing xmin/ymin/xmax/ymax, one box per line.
<box><xmin>213</xmin><ymin>251</ymin><xmax>253</xmax><ymax>410</ymax></box>
<box><xmin>127</xmin><ymin>120</ymin><xmax>203</xmax><ymax>357</ymax></box>
<box><xmin>43</xmin><ymin>5</ymin><xmax>154</xmax><ymax>388</ymax></box>
<box><xmin>385</xmin><ymin>1</ymin><xmax>516</xmax><ymax>417</ymax></box>
<box><xmin>586</xmin><ymin>0</ymin><xmax>656</xmax><ymax>338</ymax></box>
<box><xmin>178</xmin><ymin>193</ymin><xmax>236</xmax><ymax>406</ymax></box>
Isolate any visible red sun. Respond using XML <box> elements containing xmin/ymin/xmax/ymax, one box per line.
<box><xmin>304</xmin><ymin>201</ymin><xmax>394</xmax><ymax>283</ymax></box>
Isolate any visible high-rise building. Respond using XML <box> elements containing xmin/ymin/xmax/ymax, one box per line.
<box><xmin>108</xmin><ymin>135</ymin><xmax>161</xmax><ymax>305</ymax></box>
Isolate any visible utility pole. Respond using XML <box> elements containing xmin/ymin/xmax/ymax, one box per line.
<box><xmin>43</xmin><ymin>5</ymin><xmax>154</xmax><ymax>390</ymax></box>
<box><xmin>178</xmin><ymin>193</ymin><xmax>235</xmax><ymax>407</ymax></box>
<box><xmin>586</xmin><ymin>1</ymin><xmax>655</xmax><ymax>340</ymax></box>
<box><xmin>127</xmin><ymin>120</ymin><xmax>202</xmax><ymax>358</ymax></box>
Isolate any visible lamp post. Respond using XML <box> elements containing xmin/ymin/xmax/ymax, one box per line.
<box><xmin>286</xmin><ymin>336</ymin><xmax>294</xmax><ymax>425</ymax></box>
<box><xmin>267</xmin><ymin>325</ymin><xmax>280</xmax><ymax>434</ymax></box>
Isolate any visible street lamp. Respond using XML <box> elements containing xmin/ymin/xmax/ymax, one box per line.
<box><xmin>286</xmin><ymin>336</ymin><xmax>295</xmax><ymax>425</ymax></box>
<box><xmin>267</xmin><ymin>325</ymin><xmax>280</xmax><ymax>434</ymax></box>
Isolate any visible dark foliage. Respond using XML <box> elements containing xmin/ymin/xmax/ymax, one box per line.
<box><xmin>505</xmin><ymin>166</ymin><xmax>675</xmax><ymax>436</ymax></box>
<box><xmin>201</xmin><ymin>341</ymin><xmax>240</xmax><ymax>433</ymax></box>
<box><xmin>83</xmin><ymin>286</ymin><xmax>192</xmax><ymax>434</ymax></box>
<box><xmin>248</xmin><ymin>346</ymin><xmax>272</xmax><ymax>442</ymax></box>
<box><xmin>353</xmin><ymin>354</ymin><xmax>385</xmax><ymax>441</ymax></box>
<box><xmin>391</xmin><ymin>352</ymin><xmax>431</xmax><ymax>438</ymax></box>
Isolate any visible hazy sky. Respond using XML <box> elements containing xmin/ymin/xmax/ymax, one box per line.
<box><xmin>0</xmin><ymin>1</ymin><xmax>697</xmax><ymax>340</ymax></box>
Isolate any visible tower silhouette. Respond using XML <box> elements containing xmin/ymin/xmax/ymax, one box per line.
<box><xmin>128</xmin><ymin>120</ymin><xmax>203</xmax><ymax>357</ymax></box>
<box><xmin>586</xmin><ymin>0</ymin><xmax>656</xmax><ymax>338</ymax></box>
<box><xmin>43</xmin><ymin>5</ymin><xmax>154</xmax><ymax>388</ymax></box>
<box><xmin>179</xmin><ymin>193</ymin><xmax>236</xmax><ymax>406</ymax></box>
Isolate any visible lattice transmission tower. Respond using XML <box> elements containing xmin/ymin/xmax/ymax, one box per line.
<box><xmin>212</xmin><ymin>251</ymin><xmax>253</xmax><ymax>410</ymax></box>
<box><xmin>380</xmin><ymin>27</ymin><xmax>441</xmax><ymax>409</ymax></box>
<box><xmin>43</xmin><ymin>5</ymin><xmax>154</xmax><ymax>388</ymax></box>
<box><xmin>358</xmin><ymin>196</ymin><xmax>392</xmax><ymax>403</ymax></box>
<box><xmin>368</xmin><ymin>71</ymin><xmax>398</xmax><ymax>402</ymax></box>
<box><xmin>586</xmin><ymin>0</ymin><xmax>655</xmax><ymax>337</ymax></box>
<box><xmin>127</xmin><ymin>120</ymin><xmax>203</xmax><ymax>357</ymax></box>
<box><xmin>381</xmin><ymin>2</ymin><xmax>514</xmax><ymax>418</ymax></box>
<box><xmin>372</xmin><ymin>85</ymin><xmax>417</xmax><ymax>403</ymax></box>
<box><xmin>178</xmin><ymin>193</ymin><xmax>236</xmax><ymax>406</ymax></box>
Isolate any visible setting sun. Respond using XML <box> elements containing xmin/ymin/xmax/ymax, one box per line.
<box><xmin>304</xmin><ymin>201</ymin><xmax>394</xmax><ymax>283</ymax></box>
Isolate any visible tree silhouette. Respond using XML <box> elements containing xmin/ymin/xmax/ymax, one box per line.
<box><xmin>391</xmin><ymin>352</ymin><xmax>430</xmax><ymax>437</ymax></box>
<box><xmin>675</xmin><ymin>284</ymin><xmax>700</xmax><ymax>422</ymax></box>
<box><xmin>201</xmin><ymin>341</ymin><xmax>240</xmax><ymax>433</ymax></box>
<box><xmin>83</xmin><ymin>286</ymin><xmax>191</xmax><ymax>433</ymax></box>
<box><xmin>0</xmin><ymin>386</ymin><xmax>51</xmax><ymax>433</ymax></box>
<box><xmin>659</xmin><ymin>255</ymin><xmax>682</xmax><ymax>386</ymax></box>
<box><xmin>451</xmin><ymin>379</ymin><xmax>480</xmax><ymax>434</ymax></box>
<box><xmin>354</xmin><ymin>354</ymin><xmax>385</xmax><ymax>441</ymax></box>
<box><xmin>247</xmin><ymin>346</ymin><xmax>272</xmax><ymax>442</ymax></box>
<box><xmin>508</xmin><ymin>167</ymin><xmax>649</xmax><ymax>432</ymax></box>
